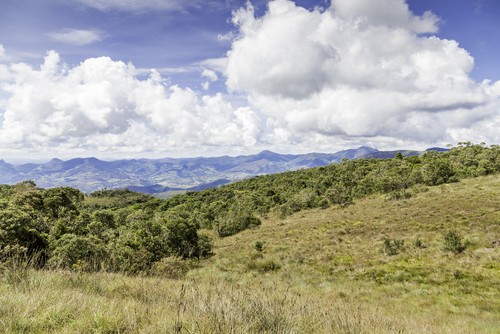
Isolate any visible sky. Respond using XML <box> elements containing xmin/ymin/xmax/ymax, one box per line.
<box><xmin>0</xmin><ymin>0</ymin><xmax>499</xmax><ymax>162</ymax></box>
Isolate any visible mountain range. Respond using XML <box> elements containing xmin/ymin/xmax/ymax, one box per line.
<box><xmin>0</xmin><ymin>146</ymin><xmax>447</xmax><ymax>194</ymax></box>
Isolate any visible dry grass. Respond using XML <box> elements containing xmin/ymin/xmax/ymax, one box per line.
<box><xmin>1</xmin><ymin>175</ymin><xmax>499</xmax><ymax>333</ymax></box>
<box><xmin>0</xmin><ymin>269</ymin><xmax>463</xmax><ymax>333</ymax></box>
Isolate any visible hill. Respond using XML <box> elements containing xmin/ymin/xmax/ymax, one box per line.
<box><xmin>193</xmin><ymin>173</ymin><xmax>500</xmax><ymax>332</ymax></box>
<box><xmin>1</xmin><ymin>174</ymin><xmax>498</xmax><ymax>333</ymax></box>
<box><xmin>0</xmin><ymin>146</ymin><xmax>444</xmax><ymax>193</ymax></box>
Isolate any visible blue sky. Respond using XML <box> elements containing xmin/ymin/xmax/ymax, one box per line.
<box><xmin>0</xmin><ymin>0</ymin><xmax>499</xmax><ymax>161</ymax></box>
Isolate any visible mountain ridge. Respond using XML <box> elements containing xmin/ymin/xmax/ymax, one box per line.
<box><xmin>0</xmin><ymin>146</ymin><xmax>447</xmax><ymax>193</ymax></box>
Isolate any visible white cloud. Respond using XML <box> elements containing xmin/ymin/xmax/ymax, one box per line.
<box><xmin>49</xmin><ymin>29</ymin><xmax>104</xmax><ymax>46</ymax></box>
<box><xmin>75</xmin><ymin>0</ymin><xmax>198</xmax><ymax>12</ymax></box>
<box><xmin>224</xmin><ymin>0</ymin><xmax>500</xmax><ymax>147</ymax></box>
<box><xmin>200</xmin><ymin>57</ymin><xmax>227</xmax><ymax>74</ymax></box>
<box><xmin>0</xmin><ymin>51</ymin><xmax>262</xmax><ymax>156</ymax></box>
<box><xmin>201</xmin><ymin>68</ymin><xmax>218</xmax><ymax>82</ymax></box>
<box><xmin>217</xmin><ymin>31</ymin><xmax>237</xmax><ymax>42</ymax></box>
<box><xmin>200</xmin><ymin>68</ymin><xmax>218</xmax><ymax>90</ymax></box>
<box><xmin>0</xmin><ymin>0</ymin><xmax>498</xmax><ymax>159</ymax></box>
<box><xmin>201</xmin><ymin>82</ymin><xmax>209</xmax><ymax>91</ymax></box>
<box><xmin>333</xmin><ymin>0</ymin><xmax>439</xmax><ymax>33</ymax></box>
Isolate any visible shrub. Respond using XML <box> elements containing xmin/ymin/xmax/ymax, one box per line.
<box><xmin>325</xmin><ymin>183</ymin><xmax>353</xmax><ymax>207</ymax></box>
<box><xmin>48</xmin><ymin>234</ymin><xmax>107</xmax><ymax>270</ymax></box>
<box><xmin>215</xmin><ymin>213</ymin><xmax>261</xmax><ymax>237</ymax></box>
<box><xmin>421</xmin><ymin>157</ymin><xmax>456</xmax><ymax>186</ymax></box>
<box><xmin>254</xmin><ymin>241</ymin><xmax>264</xmax><ymax>252</ymax></box>
<box><xmin>197</xmin><ymin>233</ymin><xmax>214</xmax><ymax>258</ymax></box>
<box><xmin>161</xmin><ymin>217</ymin><xmax>201</xmax><ymax>258</ymax></box>
<box><xmin>0</xmin><ymin>206</ymin><xmax>48</xmax><ymax>254</ymax></box>
<box><xmin>443</xmin><ymin>230</ymin><xmax>466</xmax><ymax>254</ymax></box>
<box><xmin>383</xmin><ymin>238</ymin><xmax>404</xmax><ymax>256</ymax></box>
<box><xmin>247</xmin><ymin>259</ymin><xmax>281</xmax><ymax>273</ymax></box>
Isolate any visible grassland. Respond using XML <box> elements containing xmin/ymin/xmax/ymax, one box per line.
<box><xmin>1</xmin><ymin>174</ymin><xmax>499</xmax><ymax>333</ymax></box>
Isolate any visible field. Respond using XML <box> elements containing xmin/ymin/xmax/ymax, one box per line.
<box><xmin>1</xmin><ymin>174</ymin><xmax>499</xmax><ymax>333</ymax></box>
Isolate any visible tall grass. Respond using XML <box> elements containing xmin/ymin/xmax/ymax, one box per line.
<box><xmin>0</xmin><ymin>269</ymin><xmax>438</xmax><ymax>333</ymax></box>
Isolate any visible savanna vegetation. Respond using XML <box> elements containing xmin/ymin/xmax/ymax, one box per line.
<box><xmin>0</xmin><ymin>142</ymin><xmax>499</xmax><ymax>333</ymax></box>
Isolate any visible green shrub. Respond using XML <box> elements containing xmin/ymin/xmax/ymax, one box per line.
<box><xmin>197</xmin><ymin>233</ymin><xmax>214</xmax><ymax>258</ymax></box>
<box><xmin>0</xmin><ymin>206</ymin><xmax>48</xmax><ymax>255</ymax></box>
<box><xmin>215</xmin><ymin>213</ymin><xmax>261</xmax><ymax>237</ymax></box>
<box><xmin>254</xmin><ymin>241</ymin><xmax>264</xmax><ymax>252</ymax></box>
<box><xmin>325</xmin><ymin>183</ymin><xmax>353</xmax><ymax>207</ymax></box>
<box><xmin>48</xmin><ymin>234</ymin><xmax>107</xmax><ymax>270</ymax></box>
<box><xmin>383</xmin><ymin>238</ymin><xmax>405</xmax><ymax>256</ymax></box>
<box><xmin>107</xmin><ymin>243</ymin><xmax>154</xmax><ymax>274</ymax></box>
<box><xmin>443</xmin><ymin>230</ymin><xmax>466</xmax><ymax>254</ymax></box>
<box><xmin>247</xmin><ymin>259</ymin><xmax>281</xmax><ymax>273</ymax></box>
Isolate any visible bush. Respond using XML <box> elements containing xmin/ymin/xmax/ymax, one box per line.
<box><xmin>48</xmin><ymin>234</ymin><xmax>107</xmax><ymax>270</ymax></box>
<box><xmin>254</xmin><ymin>241</ymin><xmax>264</xmax><ymax>252</ymax></box>
<box><xmin>247</xmin><ymin>259</ymin><xmax>281</xmax><ymax>273</ymax></box>
<box><xmin>443</xmin><ymin>230</ymin><xmax>466</xmax><ymax>254</ymax></box>
<box><xmin>325</xmin><ymin>183</ymin><xmax>353</xmax><ymax>207</ymax></box>
<box><xmin>0</xmin><ymin>206</ymin><xmax>48</xmax><ymax>254</ymax></box>
<box><xmin>383</xmin><ymin>238</ymin><xmax>404</xmax><ymax>256</ymax></box>
<box><xmin>215</xmin><ymin>213</ymin><xmax>261</xmax><ymax>237</ymax></box>
<box><xmin>197</xmin><ymin>233</ymin><xmax>214</xmax><ymax>258</ymax></box>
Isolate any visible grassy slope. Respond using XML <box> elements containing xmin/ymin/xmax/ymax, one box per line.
<box><xmin>1</xmin><ymin>175</ymin><xmax>499</xmax><ymax>333</ymax></box>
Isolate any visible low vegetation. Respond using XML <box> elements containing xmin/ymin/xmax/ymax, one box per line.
<box><xmin>0</xmin><ymin>142</ymin><xmax>499</xmax><ymax>332</ymax></box>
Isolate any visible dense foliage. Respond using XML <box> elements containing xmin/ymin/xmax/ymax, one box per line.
<box><xmin>0</xmin><ymin>143</ymin><xmax>498</xmax><ymax>273</ymax></box>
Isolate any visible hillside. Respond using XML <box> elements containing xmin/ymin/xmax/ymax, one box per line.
<box><xmin>1</xmin><ymin>174</ymin><xmax>498</xmax><ymax>333</ymax></box>
<box><xmin>0</xmin><ymin>146</ymin><xmax>439</xmax><ymax>193</ymax></box>
<box><xmin>192</xmin><ymin>174</ymin><xmax>500</xmax><ymax>331</ymax></box>
<box><xmin>0</xmin><ymin>143</ymin><xmax>497</xmax><ymax>273</ymax></box>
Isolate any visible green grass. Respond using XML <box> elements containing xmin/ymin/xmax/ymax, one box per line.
<box><xmin>1</xmin><ymin>175</ymin><xmax>499</xmax><ymax>333</ymax></box>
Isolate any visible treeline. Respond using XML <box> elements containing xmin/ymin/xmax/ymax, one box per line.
<box><xmin>0</xmin><ymin>143</ymin><xmax>498</xmax><ymax>274</ymax></box>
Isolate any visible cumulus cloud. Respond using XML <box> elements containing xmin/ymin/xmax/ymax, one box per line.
<box><xmin>0</xmin><ymin>51</ymin><xmax>261</xmax><ymax>155</ymax></box>
<box><xmin>49</xmin><ymin>29</ymin><xmax>104</xmax><ymax>46</ymax></box>
<box><xmin>333</xmin><ymin>0</ymin><xmax>439</xmax><ymax>33</ymax></box>
<box><xmin>1</xmin><ymin>0</ymin><xmax>498</xmax><ymax>159</ymax></box>
<box><xmin>224</xmin><ymin>0</ymin><xmax>500</xmax><ymax>146</ymax></box>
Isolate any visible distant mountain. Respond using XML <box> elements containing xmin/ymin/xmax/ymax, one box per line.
<box><xmin>0</xmin><ymin>147</ymin><xmax>448</xmax><ymax>193</ymax></box>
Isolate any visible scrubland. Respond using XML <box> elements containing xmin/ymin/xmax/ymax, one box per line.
<box><xmin>1</xmin><ymin>174</ymin><xmax>499</xmax><ymax>333</ymax></box>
